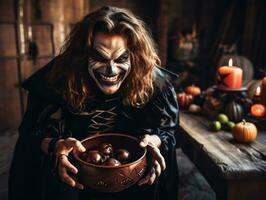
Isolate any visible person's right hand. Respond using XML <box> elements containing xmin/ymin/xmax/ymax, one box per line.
<box><xmin>55</xmin><ymin>137</ymin><xmax>86</xmax><ymax>190</ymax></box>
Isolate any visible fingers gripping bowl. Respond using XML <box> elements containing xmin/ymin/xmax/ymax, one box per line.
<box><xmin>72</xmin><ymin>133</ymin><xmax>147</xmax><ymax>193</ymax></box>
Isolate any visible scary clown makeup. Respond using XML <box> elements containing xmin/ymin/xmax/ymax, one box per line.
<box><xmin>88</xmin><ymin>33</ymin><xmax>131</xmax><ymax>95</ymax></box>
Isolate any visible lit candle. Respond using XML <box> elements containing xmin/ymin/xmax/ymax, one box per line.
<box><xmin>261</xmin><ymin>77</ymin><xmax>266</xmax><ymax>105</ymax></box>
<box><xmin>217</xmin><ymin>58</ymin><xmax>243</xmax><ymax>90</ymax></box>
<box><xmin>250</xmin><ymin>104</ymin><xmax>266</xmax><ymax>118</ymax></box>
<box><xmin>28</xmin><ymin>26</ymin><xmax>32</xmax><ymax>41</ymax></box>
<box><xmin>254</xmin><ymin>86</ymin><xmax>261</xmax><ymax>97</ymax></box>
<box><xmin>253</xmin><ymin>86</ymin><xmax>261</xmax><ymax>103</ymax></box>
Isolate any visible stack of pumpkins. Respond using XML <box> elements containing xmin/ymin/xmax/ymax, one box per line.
<box><xmin>176</xmin><ymin>85</ymin><xmax>259</xmax><ymax>143</ymax></box>
<box><xmin>176</xmin><ymin>85</ymin><xmax>202</xmax><ymax>113</ymax></box>
<box><xmin>201</xmin><ymin>88</ymin><xmax>253</xmax><ymax>123</ymax></box>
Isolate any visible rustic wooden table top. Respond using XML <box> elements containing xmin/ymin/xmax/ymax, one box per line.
<box><xmin>179</xmin><ymin>111</ymin><xmax>266</xmax><ymax>180</ymax></box>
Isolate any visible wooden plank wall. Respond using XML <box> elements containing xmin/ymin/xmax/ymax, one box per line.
<box><xmin>0</xmin><ymin>1</ymin><xmax>21</xmax><ymax>132</ymax></box>
<box><xmin>0</xmin><ymin>0</ymin><xmax>89</xmax><ymax>132</ymax></box>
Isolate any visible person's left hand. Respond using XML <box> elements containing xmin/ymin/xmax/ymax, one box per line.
<box><xmin>138</xmin><ymin>134</ymin><xmax>166</xmax><ymax>186</ymax></box>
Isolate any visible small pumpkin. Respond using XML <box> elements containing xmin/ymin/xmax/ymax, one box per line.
<box><xmin>185</xmin><ymin>85</ymin><xmax>201</xmax><ymax>96</ymax></box>
<box><xmin>232</xmin><ymin>120</ymin><xmax>257</xmax><ymax>143</ymax></box>
<box><xmin>177</xmin><ymin>93</ymin><xmax>193</xmax><ymax>109</ymax></box>
<box><xmin>224</xmin><ymin>100</ymin><xmax>244</xmax><ymax>122</ymax></box>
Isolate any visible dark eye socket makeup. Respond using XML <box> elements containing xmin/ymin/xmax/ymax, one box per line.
<box><xmin>90</xmin><ymin>49</ymin><xmax>129</xmax><ymax>63</ymax></box>
<box><xmin>114</xmin><ymin>51</ymin><xmax>129</xmax><ymax>63</ymax></box>
<box><xmin>91</xmin><ymin>49</ymin><xmax>109</xmax><ymax>63</ymax></box>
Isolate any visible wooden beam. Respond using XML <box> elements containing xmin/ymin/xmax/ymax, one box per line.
<box><xmin>156</xmin><ymin>0</ymin><xmax>169</xmax><ymax>67</ymax></box>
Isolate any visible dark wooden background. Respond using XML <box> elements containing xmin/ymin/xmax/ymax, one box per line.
<box><xmin>0</xmin><ymin>0</ymin><xmax>265</xmax><ymax>131</ymax></box>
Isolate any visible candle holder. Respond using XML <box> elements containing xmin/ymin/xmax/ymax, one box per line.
<box><xmin>212</xmin><ymin>86</ymin><xmax>247</xmax><ymax>101</ymax></box>
<box><xmin>215</xmin><ymin>86</ymin><xmax>247</xmax><ymax>93</ymax></box>
<box><xmin>252</xmin><ymin>86</ymin><xmax>262</xmax><ymax>104</ymax></box>
<box><xmin>252</xmin><ymin>95</ymin><xmax>261</xmax><ymax>104</ymax></box>
<box><xmin>211</xmin><ymin>86</ymin><xmax>251</xmax><ymax>121</ymax></box>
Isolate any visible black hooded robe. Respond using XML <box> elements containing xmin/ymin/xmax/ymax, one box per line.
<box><xmin>8</xmin><ymin>59</ymin><xmax>179</xmax><ymax>200</ymax></box>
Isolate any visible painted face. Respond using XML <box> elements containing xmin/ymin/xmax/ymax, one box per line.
<box><xmin>88</xmin><ymin>33</ymin><xmax>131</xmax><ymax>95</ymax></box>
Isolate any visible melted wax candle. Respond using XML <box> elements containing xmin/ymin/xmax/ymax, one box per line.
<box><xmin>217</xmin><ymin>58</ymin><xmax>243</xmax><ymax>90</ymax></box>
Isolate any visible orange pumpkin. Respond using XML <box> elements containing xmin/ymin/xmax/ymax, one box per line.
<box><xmin>177</xmin><ymin>93</ymin><xmax>194</xmax><ymax>109</ymax></box>
<box><xmin>232</xmin><ymin>120</ymin><xmax>257</xmax><ymax>143</ymax></box>
<box><xmin>185</xmin><ymin>85</ymin><xmax>201</xmax><ymax>96</ymax></box>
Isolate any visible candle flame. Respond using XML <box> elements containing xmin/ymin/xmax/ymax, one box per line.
<box><xmin>28</xmin><ymin>26</ymin><xmax>32</xmax><ymax>40</ymax></box>
<box><xmin>255</xmin><ymin>86</ymin><xmax>261</xmax><ymax>96</ymax></box>
<box><xmin>228</xmin><ymin>58</ymin><xmax>233</xmax><ymax>66</ymax></box>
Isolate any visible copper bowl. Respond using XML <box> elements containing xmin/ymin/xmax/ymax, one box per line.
<box><xmin>72</xmin><ymin>133</ymin><xmax>147</xmax><ymax>193</ymax></box>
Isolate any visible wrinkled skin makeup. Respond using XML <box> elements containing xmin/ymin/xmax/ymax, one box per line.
<box><xmin>88</xmin><ymin>33</ymin><xmax>131</xmax><ymax>95</ymax></box>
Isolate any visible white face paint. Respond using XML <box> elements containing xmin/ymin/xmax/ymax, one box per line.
<box><xmin>88</xmin><ymin>33</ymin><xmax>131</xmax><ymax>95</ymax></box>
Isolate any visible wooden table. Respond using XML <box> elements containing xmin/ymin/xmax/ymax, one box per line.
<box><xmin>179</xmin><ymin>111</ymin><xmax>266</xmax><ymax>200</ymax></box>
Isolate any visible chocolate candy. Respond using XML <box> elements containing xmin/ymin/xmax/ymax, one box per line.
<box><xmin>116</xmin><ymin>149</ymin><xmax>130</xmax><ymax>163</ymax></box>
<box><xmin>81</xmin><ymin>143</ymin><xmax>130</xmax><ymax>166</ymax></box>
<box><xmin>104</xmin><ymin>158</ymin><xmax>121</xmax><ymax>166</ymax></box>
<box><xmin>99</xmin><ymin>143</ymin><xmax>113</xmax><ymax>155</ymax></box>
<box><xmin>82</xmin><ymin>150</ymin><xmax>102</xmax><ymax>164</ymax></box>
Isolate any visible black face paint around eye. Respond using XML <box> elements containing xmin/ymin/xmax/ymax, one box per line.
<box><xmin>90</xmin><ymin>49</ymin><xmax>108</xmax><ymax>63</ymax></box>
<box><xmin>114</xmin><ymin>51</ymin><xmax>129</xmax><ymax>63</ymax></box>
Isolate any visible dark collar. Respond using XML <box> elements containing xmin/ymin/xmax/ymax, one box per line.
<box><xmin>21</xmin><ymin>58</ymin><xmax>73</xmax><ymax>109</ymax></box>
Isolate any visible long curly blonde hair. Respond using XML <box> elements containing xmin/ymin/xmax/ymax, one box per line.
<box><xmin>49</xmin><ymin>6</ymin><xmax>160</xmax><ymax>110</ymax></box>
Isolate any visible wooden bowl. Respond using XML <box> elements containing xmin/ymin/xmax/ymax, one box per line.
<box><xmin>72</xmin><ymin>133</ymin><xmax>147</xmax><ymax>193</ymax></box>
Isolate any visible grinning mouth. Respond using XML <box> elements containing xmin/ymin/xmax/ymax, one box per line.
<box><xmin>100</xmin><ymin>74</ymin><xmax>119</xmax><ymax>82</ymax></box>
<box><xmin>94</xmin><ymin>71</ymin><xmax>125</xmax><ymax>86</ymax></box>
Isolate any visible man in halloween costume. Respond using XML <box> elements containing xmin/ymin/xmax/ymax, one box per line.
<box><xmin>9</xmin><ymin>6</ymin><xmax>179</xmax><ymax>200</ymax></box>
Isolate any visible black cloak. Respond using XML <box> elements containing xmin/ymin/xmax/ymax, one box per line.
<box><xmin>8</xmin><ymin>59</ymin><xmax>179</xmax><ymax>200</ymax></box>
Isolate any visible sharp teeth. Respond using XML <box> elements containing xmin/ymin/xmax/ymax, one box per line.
<box><xmin>100</xmin><ymin>74</ymin><xmax>119</xmax><ymax>82</ymax></box>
